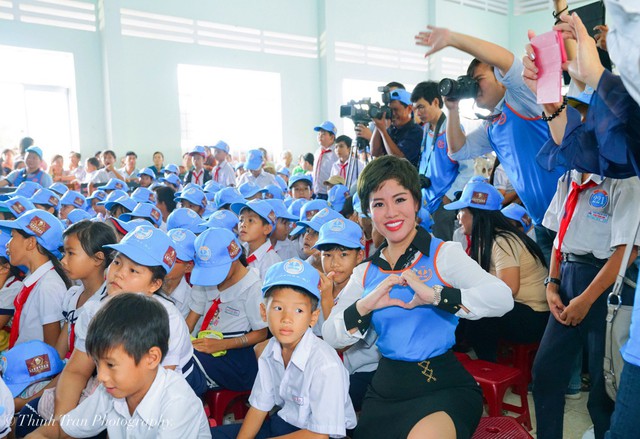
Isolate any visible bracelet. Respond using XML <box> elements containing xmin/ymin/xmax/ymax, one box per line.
<box><xmin>553</xmin><ymin>6</ymin><xmax>568</xmax><ymax>24</ymax></box>
<box><xmin>541</xmin><ymin>96</ymin><xmax>568</xmax><ymax>122</ymax></box>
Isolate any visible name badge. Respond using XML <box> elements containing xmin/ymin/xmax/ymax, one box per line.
<box><xmin>292</xmin><ymin>395</ymin><xmax>305</xmax><ymax>406</ymax></box>
<box><xmin>586</xmin><ymin>211</ymin><xmax>609</xmax><ymax>223</ymax></box>
<box><xmin>224</xmin><ymin>306</ymin><xmax>240</xmax><ymax>317</ymax></box>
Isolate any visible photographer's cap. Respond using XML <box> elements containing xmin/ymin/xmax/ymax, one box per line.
<box><xmin>166</xmin><ymin>207</ymin><xmax>205</xmax><ymax>234</ymax></box>
<box><xmin>287</xmin><ymin>198</ymin><xmax>306</xmax><ymax>219</ymax></box>
<box><xmin>501</xmin><ymin>203</ymin><xmax>533</xmax><ymax>233</ymax></box>
<box><xmin>104</xmin><ymin>195</ymin><xmax>137</xmax><ymax>213</ymax></box>
<box><xmin>48</xmin><ymin>183</ymin><xmax>68</xmax><ymax>197</ymax></box>
<box><xmin>214</xmin><ymin>187</ymin><xmax>244</xmax><ymax>209</ymax></box>
<box><xmin>314</xmin><ymin>218</ymin><xmax>364</xmax><ymax>250</ymax></box>
<box><xmin>104</xmin><ymin>225</ymin><xmax>176</xmax><ymax>274</ymax></box>
<box><xmin>291</xmin><ymin>207</ymin><xmax>341</xmax><ymax>237</ymax></box>
<box><xmin>191</xmin><ymin>227</ymin><xmax>243</xmax><ymax>286</ymax></box>
<box><xmin>0</xmin><ymin>209</ymin><xmax>64</xmax><ymax>257</ymax></box>
<box><xmin>137</xmin><ymin>168</ymin><xmax>156</xmax><ymax>180</ymax></box>
<box><xmin>87</xmin><ymin>189</ymin><xmax>107</xmax><ymax>203</ymax></box>
<box><xmin>288</xmin><ymin>174</ymin><xmax>312</xmax><ymax>189</ymax></box>
<box><xmin>0</xmin><ymin>196</ymin><xmax>35</xmax><ymax>218</ymax></box>
<box><xmin>167</xmin><ymin>228</ymin><xmax>197</xmax><ymax>262</ymax></box>
<box><xmin>96</xmin><ymin>189</ymin><xmax>127</xmax><ymax>206</ymax></box>
<box><xmin>0</xmin><ymin>340</ymin><xmax>65</xmax><ymax>397</ymax></box>
<box><xmin>231</xmin><ymin>199</ymin><xmax>276</xmax><ymax>227</ymax></box>
<box><xmin>161</xmin><ymin>163</ymin><xmax>180</xmax><ymax>175</ymax></box>
<box><xmin>212</xmin><ymin>140</ymin><xmax>229</xmax><ymax>153</ymax></box>
<box><xmin>30</xmin><ymin>189</ymin><xmax>60</xmax><ymax>209</ymax></box>
<box><xmin>244</xmin><ymin>149</ymin><xmax>264</xmax><ymax>171</ymax></box>
<box><xmin>390</xmin><ymin>89</ymin><xmax>412</xmax><ymax>106</ymax></box>
<box><xmin>300</xmin><ymin>199</ymin><xmax>329</xmax><ymax>221</ymax></box>
<box><xmin>97</xmin><ymin>178</ymin><xmax>127</xmax><ymax>191</ymax></box>
<box><xmin>262</xmin><ymin>258</ymin><xmax>320</xmax><ymax>300</ymax></box>
<box><xmin>328</xmin><ymin>184</ymin><xmax>349</xmax><ymax>212</ymax></box>
<box><xmin>24</xmin><ymin>146</ymin><xmax>43</xmax><ymax>159</ymax></box>
<box><xmin>110</xmin><ymin>217</ymin><xmax>153</xmax><ymax>236</ymax></box>
<box><xmin>265</xmin><ymin>199</ymin><xmax>298</xmax><ymax>222</ymax></box>
<box><xmin>265</xmin><ymin>184</ymin><xmax>284</xmax><ymax>200</ymax></box>
<box><xmin>131</xmin><ymin>187</ymin><xmax>156</xmax><ymax>204</ymax></box>
<box><xmin>203</xmin><ymin>180</ymin><xmax>223</xmax><ymax>194</ymax></box>
<box><xmin>200</xmin><ymin>209</ymin><xmax>239</xmax><ymax>231</ymax></box>
<box><xmin>238</xmin><ymin>182</ymin><xmax>267</xmax><ymax>200</ymax></box>
<box><xmin>444</xmin><ymin>179</ymin><xmax>503</xmax><ymax>211</ymax></box>
<box><xmin>66</xmin><ymin>209</ymin><xmax>92</xmax><ymax>226</ymax></box>
<box><xmin>313</xmin><ymin>121</ymin><xmax>337</xmax><ymax>135</ymax></box>
<box><xmin>6</xmin><ymin>182</ymin><xmax>42</xmax><ymax>200</ymax></box>
<box><xmin>119</xmin><ymin>203</ymin><xmax>163</xmax><ymax>227</ymax></box>
<box><xmin>175</xmin><ymin>187</ymin><xmax>207</xmax><ymax>209</ymax></box>
<box><xmin>158</xmin><ymin>173</ymin><xmax>182</xmax><ymax>188</ymax></box>
<box><xmin>59</xmin><ymin>190</ymin><xmax>86</xmax><ymax>209</ymax></box>
<box><xmin>189</xmin><ymin>145</ymin><xmax>206</xmax><ymax>157</ymax></box>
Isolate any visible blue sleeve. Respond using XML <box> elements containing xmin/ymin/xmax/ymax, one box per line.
<box><xmin>495</xmin><ymin>58</ymin><xmax>541</xmax><ymax>118</ymax></box>
<box><xmin>4</xmin><ymin>170</ymin><xmax>20</xmax><ymax>185</ymax></box>
<box><xmin>396</xmin><ymin>126</ymin><xmax>422</xmax><ymax>168</ymax></box>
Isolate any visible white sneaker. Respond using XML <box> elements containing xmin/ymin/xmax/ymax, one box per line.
<box><xmin>581</xmin><ymin>425</ymin><xmax>595</xmax><ymax>439</ymax></box>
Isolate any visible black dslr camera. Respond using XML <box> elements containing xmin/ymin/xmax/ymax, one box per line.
<box><xmin>340</xmin><ymin>86</ymin><xmax>393</xmax><ymax>150</ymax></box>
<box><xmin>438</xmin><ymin>75</ymin><xmax>479</xmax><ymax>100</ymax></box>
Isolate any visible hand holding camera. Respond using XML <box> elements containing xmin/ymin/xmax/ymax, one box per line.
<box><xmin>355</xmin><ymin>124</ymin><xmax>372</xmax><ymax>141</ymax></box>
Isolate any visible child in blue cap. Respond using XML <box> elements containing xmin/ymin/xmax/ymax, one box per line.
<box><xmin>175</xmin><ymin>186</ymin><xmax>207</xmax><ymax>216</ymax></box>
<box><xmin>265</xmin><ymin>199</ymin><xmax>298</xmax><ymax>261</ymax></box>
<box><xmin>0</xmin><ymin>229</ymin><xmax>26</xmax><ymax>344</ymax></box>
<box><xmin>290</xmin><ymin>207</ymin><xmax>341</xmax><ymax>271</ymax></box>
<box><xmin>58</xmin><ymin>190</ymin><xmax>86</xmax><ymax>221</ymax></box>
<box><xmin>288</xmin><ymin>174</ymin><xmax>313</xmax><ymax>200</ymax></box>
<box><xmin>184</xmin><ymin>146</ymin><xmax>212</xmax><ymax>187</ymax></box>
<box><xmin>166</xmin><ymin>228</ymin><xmax>197</xmax><ymax>318</ymax></box>
<box><xmin>211</xmin><ymin>258</ymin><xmax>356</xmax><ymax>438</ymax></box>
<box><xmin>29</xmin><ymin>188</ymin><xmax>60</xmax><ymax>216</ymax></box>
<box><xmin>211</xmin><ymin>140</ymin><xmax>235</xmax><ymax>187</ymax></box>
<box><xmin>186</xmin><ymin>227</ymin><xmax>268</xmax><ymax>392</ymax></box>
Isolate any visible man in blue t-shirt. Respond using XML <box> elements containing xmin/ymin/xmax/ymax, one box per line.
<box><xmin>0</xmin><ymin>146</ymin><xmax>53</xmax><ymax>188</ymax></box>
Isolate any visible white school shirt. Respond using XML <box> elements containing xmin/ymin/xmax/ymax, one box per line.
<box><xmin>0</xmin><ymin>276</ymin><xmax>24</xmax><ymax>313</ymax></box>
<box><xmin>84</xmin><ymin>169</ymin><xmax>109</xmax><ymax>185</ymax></box>
<box><xmin>330</xmin><ymin>158</ymin><xmax>364</xmax><ymax>186</ymax></box>
<box><xmin>117</xmin><ymin>166</ymin><xmax>139</xmax><ymax>181</ymax></box>
<box><xmin>0</xmin><ymin>378</ymin><xmax>13</xmax><ymax>437</ymax></box>
<box><xmin>250</xmin><ymin>328</ymin><xmax>357</xmax><ymax>437</ymax></box>
<box><xmin>167</xmin><ymin>277</ymin><xmax>191</xmax><ymax>319</ymax></box>
<box><xmin>75</xmin><ymin>294</ymin><xmax>194</xmax><ymax>374</ymax></box>
<box><xmin>274</xmin><ymin>239</ymin><xmax>298</xmax><ymax>261</ymax></box>
<box><xmin>212</xmin><ymin>160</ymin><xmax>235</xmax><ymax>187</ymax></box>
<box><xmin>15</xmin><ymin>261</ymin><xmax>66</xmax><ymax>346</ymax></box>
<box><xmin>189</xmin><ymin>268</ymin><xmax>267</xmax><ymax>337</ymax></box>
<box><xmin>313</xmin><ymin>145</ymin><xmax>339</xmax><ymax>196</ymax></box>
<box><xmin>246</xmin><ymin>241</ymin><xmax>282</xmax><ymax>280</ymax></box>
<box><xmin>63</xmin><ymin>282</ymin><xmax>106</xmax><ymax>349</ymax></box>
<box><xmin>61</xmin><ymin>367</ymin><xmax>211</xmax><ymax>439</ymax></box>
<box><xmin>236</xmin><ymin>170</ymin><xmax>278</xmax><ymax>189</ymax></box>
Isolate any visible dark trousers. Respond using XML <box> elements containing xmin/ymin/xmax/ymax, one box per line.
<box><xmin>532</xmin><ymin>261</ymin><xmax>621</xmax><ymax>439</ymax></box>
<box><xmin>211</xmin><ymin>413</ymin><xmax>299</xmax><ymax>438</ymax></box>
<box><xmin>431</xmin><ymin>203</ymin><xmax>457</xmax><ymax>242</ymax></box>
<box><xmin>195</xmin><ymin>345</ymin><xmax>258</xmax><ymax>391</ymax></box>
<box><xmin>606</xmin><ymin>361</ymin><xmax>640</xmax><ymax>439</ymax></box>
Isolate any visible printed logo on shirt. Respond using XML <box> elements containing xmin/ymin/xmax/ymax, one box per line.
<box><xmin>26</xmin><ymin>354</ymin><xmax>52</xmax><ymax>376</ymax></box>
<box><xmin>224</xmin><ymin>306</ymin><xmax>240</xmax><ymax>317</ymax></box>
<box><xmin>284</xmin><ymin>259</ymin><xmax>304</xmax><ymax>275</ymax></box>
<box><xmin>292</xmin><ymin>395</ymin><xmax>305</xmax><ymax>406</ymax></box>
<box><xmin>198</xmin><ymin>246</ymin><xmax>212</xmax><ymax>261</ymax></box>
<box><xmin>496</xmin><ymin>113</ymin><xmax>507</xmax><ymax>125</ymax></box>
<box><xmin>471</xmin><ymin>191</ymin><xmax>488</xmax><ymax>205</ymax></box>
<box><xmin>227</xmin><ymin>240</ymin><xmax>241</xmax><ymax>259</ymax></box>
<box><xmin>48</xmin><ymin>196</ymin><xmax>59</xmax><ymax>207</ymax></box>
<box><xmin>134</xmin><ymin>227</ymin><xmax>154</xmax><ymax>240</ymax></box>
<box><xmin>589</xmin><ymin>190</ymin><xmax>609</xmax><ymax>209</ymax></box>
<box><xmin>74</xmin><ymin>197</ymin><xmax>84</xmax><ymax>207</ymax></box>
<box><xmin>413</xmin><ymin>268</ymin><xmax>433</xmax><ymax>282</ymax></box>
<box><xmin>26</xmin><ymin>216</ymin><xmax>50</xmax><ymax>237</ymax></box>
<box><xmin>587</xmin><ymin>211</ymin><xmax>609</xmax><ymax>223</ymax></box>
<box><xmin>329</xmin><ymin>219</ymin><xmax>345</xmax><ymax>232</ymax></box>
<box><xmin>437</xmin><ymin>139</ymin><xmax>445</xmax><ymax>149</ymax></box>
<box><xmin>11</xmin><ymin>201</ymin><xmax>26</xmax><ymax>215</ymax></box>
<box><xmin>163</xmin><ymin>246</ymin><xmax>177</xmax><ymax>267</ymax></box>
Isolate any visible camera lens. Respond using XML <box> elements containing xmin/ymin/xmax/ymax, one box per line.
<box><xmin>438</xmin><ymin>79</ymin><xmax>455</xmax><ymax>97</ymax></box>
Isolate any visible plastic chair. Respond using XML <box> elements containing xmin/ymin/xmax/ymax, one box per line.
<box><xmin>497</xmin><ymin>342</ymin><xmax>539</xmax><ymax>395</ymax></box>
<box><xmin>472</xmin><ymin>416</ymin><xmax>533</xmax><ymax>438</ymax></box>
<box><xmin>204</xmin><ymin>389</ymin><xmax>251</xmax><ymax>426</ymax></box>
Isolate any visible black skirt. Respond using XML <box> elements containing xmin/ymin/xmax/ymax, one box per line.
<box><xmin>354</xmin><ymin>350</ymin><xmax>483</xmax><ymax>439</ymax></box>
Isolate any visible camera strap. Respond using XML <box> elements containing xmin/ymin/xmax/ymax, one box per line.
<box><xmin>420</xmin><ymin>112</ymin><xmax>447</xmax><ymax>174</ymax></box>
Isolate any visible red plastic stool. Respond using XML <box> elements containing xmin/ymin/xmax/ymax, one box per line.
<box><xmin>204</xmin><ymin>389</ymin><xmax>251</xmax><ymax>426</ymax></box>
<box><xmin>463</xmin><ymin>360</ymin><xmax>532</xmax><ymax>430</ymax></box>
<box><xmin>472</xmin><ymin>416</ymin><xmax>533</xmax><ymax>438</ymax></box>
<box><xmin>498</xmin><ymin>342</ymin><xmax>539</xmax><ymax>395</ymax></box>
<box><xmin>455</xmin><ymin>351</ymin><xmax>473</xmax><ymax>363</ymax></box>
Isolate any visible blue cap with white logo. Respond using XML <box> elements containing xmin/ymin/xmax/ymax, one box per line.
<box><xmin>97</xmin><ymin>178</ymin><xmax>127</xmax><ymax>192</ymax></box>
<box><xmin>444</xmin><ymin>179</ymin><xmax>504</xmax><ymax>211</ymax></box>
<box><xmin>0</xmin><ymin>209</ymin><xmax>64</xmax><ymax>257</ymax></box>
<box><xmin>288</xmin><ymin>174</ymin><xmax>312</xmax><ymax>189</ymax></box>
<box><xmin>300</xmin><ymin>199</ymin><xmax>329</xmax><ymax>221</ymax></box>
<box><xmin>200</xmin><ymin>209</ymin><xmax>239</xmax><ymax>231</ymax></box>
<box><xmin>265</xmin><ymin>184</ymin><xmax>284</xmax><ymax>200</ymax></box>
<box><xmin>314</xmin><ymin>218</ymin><xmax>364</xmax><ymax>250</ymax></box>
<box><xmin>313</xmin><ymin>121</ymin><xmax>337</xmax><ymax>135</ymax></box>
<box><xmin>238</xmin><ymin>182</ymin><xmax>267</xmax><ymax>200</ymax></box>
<box><xmin>167</xmin><ymin>228</ymin><xmax>197</xmax><ymax>262</ymax></box>
<box><xmin>161</xmin><ymin>163</ymin><xmax>179</xmax><ymax>175</ymax></box>
<box><xmin>275</xmin><ymin>175</ymin><xmax>287</xmax><ymax>191</ymax></box>
<box><xmin>501</xmin><ymin>203</ymin><xmax>533</xmax><ymax>233</ymax></box>
<box><xmin>97</xmin><ymin>189</ymin><xmax>127</xmax><ymax>206</ymax></box>
<box><xmin>175</xmin><ymin>183</ymin><xmax>199</xmax><ymax>198</ymax></box>
<box><xmin>328</xmin><ymin>184</ymin><xmax>349</xmax><ymax>212</ymax></box>
<box><xmin>265</xmin><ymin>199</ymin><xmax>298</xmax><ymax>222</ymax></box>
<box><xmin>287</xmin><ymin>198</ymin><xmax>306</xmax><ymax>219</ymax></box>
<box><xmin>175</xmin><ymin>187</ymin><xmax>207</xmax><ymax>209</ymax></box>
<box><xmin>59</xmin><ymin>190</ymin><xmax>86</xmax><ymax>209</ymax></box>
<box><xmin>212</xmin><ymin>140</ymin><xmax>230</xmax><ymax>153</ymax></box>
<box><xmin>203</xmin><ymin>180</ymin><xmax>223</xmax><ymax>194</ymax></box>
<box><xmin>262</xmin><ymin>258</ymin><xmax>320</xmax><ymax>300</ymax></box>
<box><xmin>110</xmin><ymin>217</ymin><xmax>153</xmax><ymax>236</ymax></box>
<box><xmin>189</xmin><ymin>145</ymin><xmax>206</xmax><ymax>157</ymax></box>
<box><xmin>104</xmin><ymin>225</ymin><xmax>176</xmax><ymax>274</ymax></box>
<box><xmin>214</xmin><ymin>187</ymin><xmax>245</xmax><ymax>209</ymax></box>
<box><xmin>231</xmin><ymin>199</ymin><xmax>277</xmax><ymax>227</ymax></box>
<box><xmin>137</xmin><ymin>168</ymin><xmax>156</xmax><ymax>180</ymax></box>
<box><xmin>66</xmin><ymin>209</ymin><xmax>92</xmax><ymax>226</ymax></box>
<box><xmin>277</xmin><ymin>167</ymin><xmax>290</xmax><ymax>177</ymax></box>
<box><xmin>48</xmin><ymin>183</ymin><xmax>68</xmax><ymax>197</ymax></box>
<box><xmin>1</xmin><ymin>340</ymin><xmax>65</xmax><ymax>397</ymax></box>
<box><xmin>291</xmin><ymin>207</ymin><xmax>342</xmax><ymax>237</ymax></box>
<box><xmin>191</xmin><ymin>227</ymin><xmax>243</xmax><ymax>286</ymax></box>
<box><xmin>24</xmin><ymin>146</ymin><xmax>43</xmax><ymax>159</ymax></box>
<box><xmin>0</xmin><ymin>229</ymin><xmax>10</xmax><ymax>259</ymax></box>
<box><xmin>0</xmin><ymin>196</ymin><xmax>35</xmax><ymax>218</ymax></box>
<box><xmin>5</xmin><ymin>182</ymin><xmax>42</xmax><ymax>200</ymax></box>
<box><xmin>131</xmin><ymin>187</ymin><xmax>156</xmax><ymax>204</ymax></box>
<box><xmin>104</xmin><ymin>195</ymin><xmax>137</xmax><ymax>213</ymax></box>
<box><xmin>119</xmin><ymin>203</ymin><xmax>163</xmax><ymax>227</ymax></box>
<box><xmin>87</xmin><ymin>189</ymin><xmax>107</xmax><ymax>203</ymax></box>
<box><xmin>351</xmin><ymin>192</ymin><xmax>366</xmax><ymax>217</ymax></box>
<box><xmin>244</xmin><ymin>150</ymin><xmax>264</xmax><ymax>171</ymax></box>
<box><xmin>159</xmin><ymin>173</ymin><xmax>182</xmax><ymax>188</ymax></box>
<box><xmin>166</xmin><ymin>207</ymin><xmax>205</xmax><ymax>234</ymax></box>
<box><xmin>29</xmin><ymin>189</ymin><xmax>60</xmax><ymax>209</ymax></box>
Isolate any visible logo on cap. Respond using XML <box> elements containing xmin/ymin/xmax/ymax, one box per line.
<box><xmin>74</xmin><ymin>197</ymin><xmax>83</xmax><ymax>207</ymax></box>
<box><xmin>26</xmin><ymin>354</ymin><xmax>52</xmax><ymax>376</ymax></box>
<box><xmin>212</xmin><ymin>211</ymin><xmax>225</xmax><ymax>219</ymax></box>
<box><xmin>329</xmin><ymin>219</ymin><xmax>345</xmax><ymax>232</ymax></box>
<box><xmin>48</xmin><ymin>196</ymin><xmax>59</xmax><ymax>207</ymax></box>
<box><xmin>134</xmin><ymin>228</ymin><xmax>153</xmax><ymax>240</ymax></box>
<box><xmin>115</xmin><ymin>182</ymin><xmax>124</xmax><ymax>189</ymax></box>
<box><xmin>148</xmin><ymin>193</ymin><xmax>156</xmax><ymax>203</ymax></box>
<box><xmin>198</xmin><ymin>246</ymin><xmax>212</xmax><ymax>261</ymax></box>
<box><xmin>522</xmin><ymin>213</ymin><xmax>532</xmax><ymax>228</ymax></box>
<box><xmin>317</xmin><ymin>208</ymin><xmax>329</xmax><ymax>218</ymax></box>
<box><xmin>170</xmin><ymin>230</ymin><xmax>186</xmax><ymax>242</ymax></box>
<box><xmin>96</xmin><ymin>192</ymin><xmax>106</xmax><ymax>200</ymax></box>
<box><xmin>187</xmin><ymin>209</ymin><xmax>197</xmax><ymax>218</ymax></box>
<box><xmin>268</xmin><ymin>210</ymin><xmax>276</xmax><ymax>224</ymax></box>
<box><xmin>12</xmin><ymin>201</ymin><xmax>25</xmax><ymax>215</ymax></box>
<box><xmin>306</xmin><ymin>210</ymin><xmax>318</xmax><ymax>220</ymax></box>
<box><xmin>150</xmin><ymin>209</ymin><xmax>161</xmax><ymax>222</ymax></box>
<box><xmin>185</xmin><ymin>188</ymin><xmax>195</xmax><ymax>195</ymax></box>
<box><xmin>227</xmin><ymin>240</ymin><xmax>241</xmax><ymax>259</ymax></box>
<box><xmin>284</xmin><ymin>259</ymin><xmax>304</xmax><ymax>275</ymax></box>
<box><xmin>163</xmin><ymin>246</ymin><xmax>177</xmax><ymax>267</ymax></box>
<box><xmin>26</xmin><ymin>216</ymin><xmax>51</xmax><ymax>237</ymax></box>
<box><xmin>471</xmin><ymin>191</ymin><xmax>488</xmax><ymax>205</ymax></box>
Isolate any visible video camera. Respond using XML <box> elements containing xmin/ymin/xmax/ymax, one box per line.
<box><xmin>340</xmin><ymin>86</ymin><xmax>393</xmax><ymax>150</ymax></box>
<box><xmin>438</xmin><ymin>75</ymin><xmax>478</xmax><ymax>100</ymax></box>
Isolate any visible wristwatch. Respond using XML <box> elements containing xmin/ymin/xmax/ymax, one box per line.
<box><xmin>432</xmin><ymin>285</ymin><xmax>443</xmax><ymax>306</ymax></box>
<box><xmin>544</xmin><ymin>277</ymin><xmax>561</xmax><ymax>287</ymax></box>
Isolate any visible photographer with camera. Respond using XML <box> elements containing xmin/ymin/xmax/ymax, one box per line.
<box><xmin>362</xmin><ymin>88</ymin><xmax>423</xmax><ymax>169</ymax></box>
<box><xmin>415</xmin><ymin>26</ymin><xmax>567</xmax><ymax>263</ymax></box>
<box><xmin>412</xmin><ymin>81</ymin><xmax>473</xmax><ymax>241</ymax></box>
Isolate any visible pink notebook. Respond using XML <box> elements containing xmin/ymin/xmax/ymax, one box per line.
<box><xmin>530</xmin><ymin>30</ymin><xmax>567</xmax><ymax>104</ymax></box>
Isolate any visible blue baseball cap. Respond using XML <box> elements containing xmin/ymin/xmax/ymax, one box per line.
<box><xmin>275</xmin><ymin>175</ymin><xmax>288</xmax><ymax>191</ymax></box>
<box><xmin>97</xmin><ymin>178</ymin><xmax>127</xmax><ymax>191</ymax></box>
<box><xmin>119</xmin><ymin>203</ymin><xmax>163</xmax><ymax>227</ymax></box>
<box><xmin>66</xmin><ymin>209</ymin><xmax>92</xmax><ymax>226</ymax></box>
<box><xmin>0</xmin><ymin>340</ymin><xmax>65</xmax><ymax>397</ymax></box>
<box><xmin>231</xmin><ymin>199</ymin><xmax>277</xmax><ymax>227</ymax></box>
<box><xmin>30</xmin><ymin>189</ymin><xmax>60</xmax><ymax>209</ymax></box>
<box><xmin>234</xmin><ymin>162</ymin><xmax>245</xmax><ymax>171</ymax></box>
<box><xmin>277</xmin><ymin>167</ymin><xmax>290</xmax><ymax>177</ymax></box>
<box><xmin>351</xmin><ymin>192</ymin><xmax>366</xmax><ymax>217</ymax></box>
<box><xmin>131</xmin><ymin>187</ymin><xmax>156</xmax><ymax>204</ymax></box>
<box><xmin>25</xmin><ymin>146</ymin><xmax>43</xmax><ymax>159</ymax></box>
<box><xmin>313</xmin><ymin>121</ymin><xmax>337</xmax><ymax>135</ymax></box>
<box><xmin>137</xmin><ymin>168</ymin><xmax>156</xmax><ymax>180</ymax></box>
<box><xmin>175</xmin><ymin>183</ymin><xmax>199</xmax><ymax>198</ymax></box>
<box><xmin>238</xmin><ymin>182</ymin><xmax>267</xmax><ymax>200</ymax></box>
<box><xmin>390</xmin><ymin>89</ymin><xmax>412</xmax><ymax>106</ymax></box>
<box><xmin>501</xmin><ymin>203</ymin><xmax>533</xmax><ymax>233</ymax></box>
<box><xmin>203</xmin><ymin>180</ymin><xmax>223</xmax><ymax>194</ymax></box>
<box><xmin>5</xmin><ymin>182</ymin><xmax>42</xmax><ymax>200</ymax></box>
<box><xmin>265</xmin><ymin>184</ymin><xmax>284</xmax><ymax>200</ymax></box>
<box><xmin>167</xmin><ymin>228</ymin><xmax>197</xmax><ymax>262</ymax></box>
<box><xmin>0</xmin><ymin>229</ymin><xmax>10</xmax><ymax>259</ymax></box>
<box><xmin>212</xmin><ymin>140</ymin><xmax>229</xmax><ymax>153</ymax></box>
<box><xmin>244</xmin><ymin>149</ymin><xmax>264</xmax><ymax>171</ymax></box>
<box><xmin>59</xmin><ymin>190</ymin><xmax>86</xmax><ymax>209</ymax></box>
<box><xmin>291</xmin><ymin>207</ymin><xmax>342</xmax><ymax>237</ymax></box>
<box><xmin>568</xmin><ymin>85</ymin><xmax>594</xmax><ymax>107</ymax></box>
<box><xmin>175</xmin><ymin>187</ymin><xmax>207</xmax><ymax>209</ymax></box>
<box><xmin>87</xmin><ymin>189</ymin><xmax>107</xmax><ymax>203</ymax></box>
<box><xmin>300</xmin><ymin>199</ymin><xmax>329</xmax><ymax>221</ymax></box>
<box><xmin>191</xmin><ymin>227</ymin><xmax>243</xmax><ymax>286</ymax></box>
<box><xmin>328</xmin><ymin>184</ymin><xmax>350</xmax><ymax>212</ymax></box>
<box><xmin>48</xmin><ymin>183</ymin><xmax>68</xmax><ymax>197</ymax></box>
<box><xmin>0</xmin><ymin>209</ymin><xmax>63</xmax><ymax>257</ymax></box>
<box><xmin>214</xmin><ymin>187</ymin><xmax>245</xmax><ymax>209</ymax></box>
<box><xmin>0</xmin><ymin>196</ymin><xmax>35</xmax><ymax>218</ymax></box>
<box><xmin>444</xmin><ymin>179</ymin><xmax>504</xmax><ymax>211</ymax></box>
<box><xmin>189</xmin><ymin>145</ymin><xmax>206</xmax><ymax>157</ymax></box>
<box><xmin>97</xmin><ymin>189</ymin><xmax>127</xmax><ymax>206</ymax></box>
<box><xmin>161</xmin><ymin>163</ymin><xmax>179</xmax><ymax>175</ymax></box>
<box><xmin>166</xmin><ymin>207</ymin><xmax>205</xmax><ymax>234</ymax></box>
<box><xmin>200</xmin><ymin>209</ymin><xmax>239</xmax><ymax>231</ymax></box>
<box><xmin>265</xmin><ymin>199</ymin><xmax>298</xmax><ymax>222</ymax></box>
<box><xmin>262</xmin><ymin>258</ymin><xmax>320</xmax><ymax>300</ymax></box>
<box><xmin>287</xmin><ymin>198</ymin><xmax>306</xmax><ymax>219</ymax></box>
<box><xmin>104</xmin><ymin>225</ymin><xmax>176</xmax><ymax>274</ymax></box>
<box><xmin>104</xmin><ymin>195</ymin><xmax>137</xmax><ymax>213</ymax></box>
<box><xmin>314</xmin><ymin>218</ymin><xmax>364</xmax><ymax>250</ymax></box>
<box><xmin>110</xmin><ymin>217</ymin><xmax>153</xmax><ymax>236</ymax></box>
<box><xmin>288</xmin><ymin>173</ymin><xmax>312</xmax><ymax>189</ymax></box>
<box><xmin>158</xmin><ymin>173</ymin><xmax>182</xmax><ymax>188</ymax></box>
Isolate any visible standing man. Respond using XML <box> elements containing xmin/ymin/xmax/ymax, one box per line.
<box><xmin>211</xmin><ymin>141</ymin><xmax>236</xmax><ymax>187</ymax></box>
<box><xmin>312</xmin><ymin>121</ymin><xmax>339</xmax><ymax>200</ymax></box>
<box><xmin>412</xmin><ymin>81</ymin><xmax>473</xmax><ymax>240</ymax></box>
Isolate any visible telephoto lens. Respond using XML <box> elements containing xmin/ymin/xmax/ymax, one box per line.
<box><xmin>439</xmin><ymin>75</ymin><xmax>479</xmax><ymax>100</ymax></box>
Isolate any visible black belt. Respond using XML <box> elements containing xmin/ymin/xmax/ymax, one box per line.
<box><xmin>562</xmin><ymin>253</ymin><xmax>607</xmax><ymax>269</ymax></box>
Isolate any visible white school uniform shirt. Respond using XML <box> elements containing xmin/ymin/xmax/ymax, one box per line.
<box><xmin>75</xmin><ymin>294</ymin><xmax>194</xmax><ymax>374</ymax></box>
<box><xmin>168</xmin><ymin>277</ymin><xmax>191</xmax><ymax>319</ymax></box>
<box><xmin>0</xmin><ymin>275</ymin><xmax>24</xmax><ymax>313</ymax></box>
<box><xmin>189</xmin><ymin>268</ymin><xmax>267</xmax><ymax>337</ymax></box>
<box><xmin>15</xmin><ymin>261</ymin><xmax>66</xmax><ymax>346</ymax></box>
<box><xmin>313</xmin><ymin>145</ymin><xmax>339</xmax><ymax>196</ymax></box>
<box><xmin>250</xmin><ymin>328</ymin><xmax>357</xmax><ymax>437</ymax></box>
<box><xmin>63</xmin><ymin>282</ymin><xmax>106</xmax><ymax>347</ymax></box>
<box><xmin>60</xmin><ymin>367</ymin><xmax>211</xmax><ymax>439</ymax></box>
<box><xmin>0</xmin><ymin>378</ymin><xmax>13</xmax><ymax>437</ymax></box>
<box><xmin>330</xmin><ymin>158</ymin><xmax>364</xmax><ymax>186</ymax></box>
<box><xmin>84</xmin><ymin>169</ymin><xmax>109</xmax><ymax>185</ymax></box>
<box><xmin>212</xmin><ymin>160</ymin><xmax>236</xmax><ymax>187</ymax></box>
<box><xmin>274</xmin><ymin>239</ymin><xmax>298</xmax><ymax>261</ymax></box>
<box><xmin>236</xmin><ymin>170</ymin><xmax>278</xmax><ymax>189</ymax></box>
<box><xmin>542</xmin><ymin>171</ymin><xmax>640</xmax><ymax>259</ymax></box>
<box><xmin>117</xmin><ymin>166</ymin><xmax>139</xmax><ymax>181</ymax></box>
<box><xmin>246</xmin><ymin>241</ymin><xmax>282</xmax><ymax>280</ymax></box>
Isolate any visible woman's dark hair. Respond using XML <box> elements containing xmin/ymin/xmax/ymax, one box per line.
<box><xmin>86</xmin><ymin>293</ymin><xmax>169</xmax><ymax>364</ymax></box>
<box><xmin>17</xmin><ymin>229</ymin><xmax>72</xmax><ymax>289</ymax></box>
<box><xmin>357</xmin><ymin>155</ymin><xmax>421</xmax><ymax>216</ymax></box>
<box><xmin>154</xmin><ymin>186</ymin><xmax>176</xmax><ymax>214</ymax></box>
<box><xmin>0</xmin><ymin>256</ymin><xmax>25</xmax><ymax>280</ymax></box>
<box><xmin>64</xmin><ymin>220</ymin><xmax>117</xmax><ymax>268</ymax></box>
<box><xmin>467</xmin><ymin>208</ymin><xmax>547</xmax><ymax>272</ymax></box>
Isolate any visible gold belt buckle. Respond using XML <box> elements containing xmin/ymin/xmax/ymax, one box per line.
<box><xmin>418</xmin><ymin>360</ymin><xmax>437</xmax><ymax>383</ymax></box>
